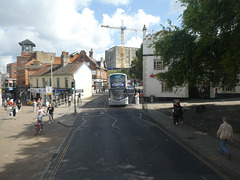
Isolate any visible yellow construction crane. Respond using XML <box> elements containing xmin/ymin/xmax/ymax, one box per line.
<box><xmin>101</xmin><ymin>21</ymin><xmax>143</xmax><ymax>68</ymax></box>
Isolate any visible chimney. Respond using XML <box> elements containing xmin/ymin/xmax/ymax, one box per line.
<box><xmin>100</xmin><ymin>57</ymin><xmax>104</xmax><ymax>68</ymax></box>
<box><xmin>61</xmin><ymin>51</ymin><xmax>70</xmax><ymax>67</ymax></box>
<box><xmin>89</xmin><ymin>48</ymin><xmax>93</xmax><ymax>59</ymax></box>
<box><xmin>142</xmin><ymin>25</ymin><xmax>147</xmax><ymax>40</ymax></box>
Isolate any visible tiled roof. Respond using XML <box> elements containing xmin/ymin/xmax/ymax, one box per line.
<box><xmin>70</xmin><ymin>54</ymin><xmax>79</xmax><ymax>63</ymax></box>
<box><xmin>30</xmin><ymin>64</ymin><xmax>61</xmax><ymax>76</ymax></box>
<box><xmin>53</xmin><ymin>63</ymin><xmax>83</xmax><ymax>75</ymax></box>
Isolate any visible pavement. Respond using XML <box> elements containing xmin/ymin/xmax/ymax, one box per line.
<box><xmin>134</xmin><ymin>100</ymin><xmax>240</xmax><ymax>180</ymax></box>
<box><xmin>0</xmin><ymin>92</ymin><xmax>105</xmax><ymax>180</ymax></box>
<box><xmin>1</xmin><ymin>92</ymin><xmax>240</xmax><ymax>180</ymax></box>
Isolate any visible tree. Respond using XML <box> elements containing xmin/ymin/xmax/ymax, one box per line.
<box><xmin>129</xmin><ymin>44</ymin><xmax>143</xmax><ymax>80</ymax></box>
<box><xmin>154</xmin><ymin>0</ymin><xmax>240</xmax><ymax>88</ymax></box>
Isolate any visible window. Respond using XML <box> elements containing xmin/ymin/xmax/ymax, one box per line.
<box><xmin>57</xmin><ymin>78</ymin><xmax>60</xmax><ymax>88</ymax></box>
<box><xmin>154</xmin><ymin>58</ymin><xmax>163</xmax><ymax>70</ymax></box>
<box><xmin>65</xmin><ymin>77</ymin><xmax>68</xmax><ymax>88</ymax></box>
<box><xmin>162</xmin><ymin>82</ymin><xmax>172</xmax><ymax>92</ymax></box>
<box><xmin>42</xmin><ymin>78</ymin><xmax>46</xmax><ymax>87</ymax></box>
<box><xmin>223</xmin><ymin>86</ymin><xmax>235</xmax><ymax>92</ymax></box>
<box><xmin>36</xmin><ymin>78</ymin><xmax>38</xmax><ymax>87</ymax></box>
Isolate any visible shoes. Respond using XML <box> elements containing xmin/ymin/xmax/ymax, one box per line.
<box><xmin>228</xmin><ymin>154</ymin><xmax>231</xmax><ymax>161</ymax></box>
<box><xmin>49</xmin><ymin>122</ymin><xmax>51</xmax><ymax>124</ymax></box>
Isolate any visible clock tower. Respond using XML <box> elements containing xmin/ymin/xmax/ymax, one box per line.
<box><xmin>18</xmin><ymin>39</ymin><xmax>36</xmax><ymax>54</ymax></box>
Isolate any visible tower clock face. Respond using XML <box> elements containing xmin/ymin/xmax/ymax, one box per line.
<box><xmin>24</xmin><ymin>46</ymin><xmax>29</xmax><ymax>51</ymax></box>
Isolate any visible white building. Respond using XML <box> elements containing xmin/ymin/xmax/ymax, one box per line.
<box><xmin>142</xmin><ymin>27</ymin><xmax>240</xmax><ymax>100</ymax></box>
<box><xmin>73</xmin><ymin>62</ymin><xmax>92</xmax><ymax>98</ymax></box>
<box><xmin>142</xmin><ymin>29</ymin><xmax>188</xmax><ymax>101</ymax></box>
<box><xmin>30</xmin><ymin>62</ymin><xmax>92</xmax><ymax>105</ymax></box>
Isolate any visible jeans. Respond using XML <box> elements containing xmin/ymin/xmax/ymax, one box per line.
<box><xmin>220</xmin><ymin>139</ymin><xmax>230</xmax><ymax>155</ymax></box>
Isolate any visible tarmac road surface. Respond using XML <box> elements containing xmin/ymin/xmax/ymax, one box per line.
<box><xmin>43</xmin><ymin>96</ymin><xmax>233</xmax><ymax>180</ymax></box>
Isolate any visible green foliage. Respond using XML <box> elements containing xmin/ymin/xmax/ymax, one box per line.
<box><xmin>129</xmin><ymin>44</ymin><xmax>143</xmax><ymax>80</ymax></box>
<box><xmin>154</xmin><ymin>0</ymin><xmax>240</xmax><ymax>88</ymax></box>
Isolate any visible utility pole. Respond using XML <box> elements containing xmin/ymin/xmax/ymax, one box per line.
<box><xmin>50</xmin><ymin>56</ymin><xmax>53</xmax><ymax>103</ymax></box>
<box><xmin>72</xmin><ymin>79</ymin><xmax>76</xmax><ymax>114</ymax></box>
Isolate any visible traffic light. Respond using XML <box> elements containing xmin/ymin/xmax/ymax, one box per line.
<box><xmin>71</xmin><ymin>81</ymin><xmax>75</xmax><ymax>90</ymax></box>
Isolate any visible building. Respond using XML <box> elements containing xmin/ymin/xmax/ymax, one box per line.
<box><xmin>105</xmin><ymin>46</ymin><xmax>139</xmax><ymax>69</ymax></box>
<box><xmin>29</xmin><ymin>62</ymin><xmax>92</xmax><ymax>105</ymax></box>
<box><xmin>7</xmin><ymin>62</ymin><xmax>17</xmax><ymax>79</ymax></box>
<box><xmin>142</xmin><ymin>27</ymin><xmax>240</xmax><ymax>101</ymax></box>
<box><xmin>0</xmin><ymin>72</ymin><xmax>17</xmax><ymax>101</ymax></box>
<box><xmin>142</xmin><ymin>30</ymin><xmax>188</xmax><ymax>101</ymax></box>
<box><xmin>16</xmin><ymin>39</ymin><xmax>106</xmax><ymax>104</ymax></box>
<box><xmin>72</xmin><ymin>49</ymin><xmax>108</xmax><ymax>92</ymax></box>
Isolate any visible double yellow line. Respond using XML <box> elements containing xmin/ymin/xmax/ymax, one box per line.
<box><xmin>49</xmin><ymin>127</ymin><xmax>77</xmax><ymax>180</ymax></box>
<box><xmin>155</xmin><ymin>124</ymin><xmax>231</xmax><ymax>180</ymax></box>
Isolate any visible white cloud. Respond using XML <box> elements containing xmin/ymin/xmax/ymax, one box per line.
<box><xmin>98</xmin><ymin>0</ymin><xmax>131</xmax><ymax>6</ymax></box>
<box><xmin>0</xmin><ymin>0</ymin><xmax>160</xmax><ymax>73</ymax></box>
<box><xmin>102</xmin><ymin>8</ymin><xmax>160</xmax><ymax>48</ymax></box>
<box><xmin>169</xmin><ymin>0</ymin><xmax>186</xmax><ymax>15</ymax></box>
<box><xmin>0</xmin><ymin>56</ymin><xmax>14</xmax><ymax>73</ymax></box>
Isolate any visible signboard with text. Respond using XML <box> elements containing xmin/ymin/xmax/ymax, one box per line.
<box><xmin>46</xmin><ymin>86</ymin><xmax>52</xmax><ymax>95</ymax></box>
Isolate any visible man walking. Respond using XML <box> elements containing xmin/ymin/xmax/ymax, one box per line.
<box><xmin>217</xmin><ymin>117</ymin><xmax>233</xmax><ymax>160</ymax></box>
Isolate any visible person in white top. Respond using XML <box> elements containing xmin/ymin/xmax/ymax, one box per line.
<box><xmin>38</xmin><ymin>105</ymin><xmax>46</xmax><ymax>116</ymax></box>
<box><xmin>217</xmin><ymin>117</ymin><xmax>233</xmax><ymax>160</ymax></box>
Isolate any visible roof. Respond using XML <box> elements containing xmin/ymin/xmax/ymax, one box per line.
<box><xmin>30</xmin><ymin>64</ymin><xmax>61</xmax><ymax>76</ymax></box>
<box><xmin>18</xmin><ymin>39</ymin><xmax>36</xmax><ymax>47</ymax></box>
<box><xmin>53</xmin><ymin>63</ymin><xmax>83</xmax><ymax>75</ymax></box>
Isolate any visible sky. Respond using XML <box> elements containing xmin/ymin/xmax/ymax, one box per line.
<box><xmin>0</xmin><ymin>0</ymin><xmax>185</xmax><ymax>73</ymax></box>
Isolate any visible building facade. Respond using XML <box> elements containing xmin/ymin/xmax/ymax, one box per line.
<box><xmin>105</xmin><ymin>46</ymin><xmax>139</xmax><ymax>69</ymax></box>
<box><xmin>29</xmin><ymin>62</ymin><xmax>92</xmax><ymax>105</ymax></box>
<box><xmin>7</xmin><ymin>62</ymin><xmax>17</xmax><ymax>79</ymax></box>
<box><xmin>142</xmin><ymin>31</ymin><xmax>188</xmax><ymax>101</ymax></box>
<box><xmin>142</xmin><ymin>27</ymin><xmax>240</xmax><ymax>100</ymax></box>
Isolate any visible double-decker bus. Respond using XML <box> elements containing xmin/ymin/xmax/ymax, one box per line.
<box><xmin>108</xmin><ymin>73</ymin><xmax>128</xmax><ymax>106</ymax></box>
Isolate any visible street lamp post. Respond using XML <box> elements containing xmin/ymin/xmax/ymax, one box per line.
<box><xmin>51</xmin><ymin>56</ymin><xmax>53</xmax><ymax>103</ymax></box>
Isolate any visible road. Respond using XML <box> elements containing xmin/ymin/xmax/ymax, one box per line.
<box><xmin>43</xmin><ymin>95</ymin><xmax>229</xmax><ymax>180</ymax></box>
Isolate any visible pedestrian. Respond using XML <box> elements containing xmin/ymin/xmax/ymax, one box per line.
<box><xmin>172</xmin><ymin>102</ymin><xmax>183</xmax><ymax>125</ymax></box>
<box><xmin>36</xmin><ymin>110</ymin><xmax>44</xmax><ymax>132</ymax></box>
<box><xmin>33</xmin><ymin>99</ymin><xmax>37</xmax><ymax>113</ymax></box>
<box><xmin>12</xmin><ymin>103</ymin><xmax>17</xmax><ymax>120</ymax></box>
<box><xmin>16</xmin><ymin>99</ymin><xmax>22</xmax><ymax>111</ymax></box>
<box><xmin>3</xmin><ymin>98</ymin><xmax>8</xmax><ymax>110</ymax></box>
<box><xmin>38</xmin><ymin>105</ymin><xmax>46</xmax><ymax>116</ymax></box>
<box><xmin>135</xmin><ymin>92</ymin><xmax>139</xmax><ymax>105</ymax></box>
<box><xmin>68</xmin><ymin>96</ymin><xmax>72</xmax><ymax>107</ymax></box>
<box><xmin>47</xmin><ymin>103</ymin><xmax>54</xmax><ymax>124</ymax></box>
<box><xmin>217</xmin><ymin>117</ymin><xmax>233</xmax><ymax>160</ymax></box>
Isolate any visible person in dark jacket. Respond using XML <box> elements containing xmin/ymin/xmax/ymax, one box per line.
<box><xmin>172</xmin><ymin>102</ymin><xmax>183</xmax><ymax>125</ymax></box>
